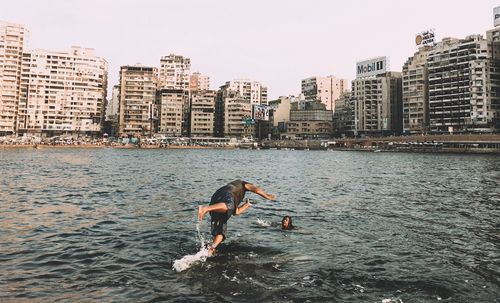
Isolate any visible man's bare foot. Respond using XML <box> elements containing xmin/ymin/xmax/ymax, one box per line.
<box><xmin>207</xmin><ymin>246</ymin><xmax>215</xmax><ymax>257</ymax></box>
<box><xmin>198</xmin><ymin>206</ymin><xmax>205</xmax><ymax>221</ymax></box>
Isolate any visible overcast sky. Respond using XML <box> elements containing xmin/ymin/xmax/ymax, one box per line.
<box><xmin>1</xmin><ymin>0</ymin><xmax>499</xmax><ymax>99</ymax></box>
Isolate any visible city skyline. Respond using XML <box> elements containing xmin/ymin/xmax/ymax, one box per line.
<box><xmin>1</xmin><ymin>0</ymin><xmax>498</xmax><ymax>100</ymax></box>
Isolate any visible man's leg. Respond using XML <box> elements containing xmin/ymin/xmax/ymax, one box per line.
<box><xmin>198</xmin><ymin>202</ymin><xmax>228</xmax><ymax>220</ymax></box>
<box><xmin>208</xmin><ymin>234</ymin><xmax>224</xmax><ymax>256</ymax></box>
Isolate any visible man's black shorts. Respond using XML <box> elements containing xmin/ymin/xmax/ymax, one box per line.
<box><xmin>209</xmin><ymin>190</ymin><xmax>234</xmax><ymax>240</ymax></box>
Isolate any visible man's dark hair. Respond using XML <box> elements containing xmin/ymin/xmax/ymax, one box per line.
<box><xmin>281</xmin><ymin>216</ymin><xmax>294</xmax><ymax>230</ymax></box>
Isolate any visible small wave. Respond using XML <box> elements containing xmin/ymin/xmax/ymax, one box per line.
<box><xmin>256</xmin><ymin>218</ymin><xmax>271</xmax><ymax>227</ymax></box>
<box><xmin>172</xmin><ymin>222</ymin><xmax>209</xmax><ymax>272</ymax></box>
<box><xmin>172</xmin><ymin>246</ymin><xmax>209</xmax><ymax>272</ymax></box>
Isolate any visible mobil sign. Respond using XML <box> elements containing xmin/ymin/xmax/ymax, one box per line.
<box><xmin>356</xmin><ymin>56</ymin><xmax>387</xmax><ymax>78</ymax></box>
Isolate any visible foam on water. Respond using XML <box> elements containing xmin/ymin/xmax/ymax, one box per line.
<box><xmin>172</xmin><ymin>222</ymin><xmax>209</xmax><ymax>272</ymax></box>
<box><xmin>256</xmin><ymin>218</ymin><xmax>270</xmax><ymax>227</ymax></box>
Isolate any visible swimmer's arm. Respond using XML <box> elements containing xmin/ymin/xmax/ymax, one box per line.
<box><xmin>234</xmin><ymin>199</ymin><xmax>251</xmax><ymax>215</ymax></box>
<box><xmin>244</xmin><ymin>183</ymin><xmax>276</xmax><ymax>201</ymax></box>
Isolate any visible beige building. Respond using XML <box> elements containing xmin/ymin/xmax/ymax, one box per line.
<box><xmin>301</xmin><ymin>76</ymin><xmax>348</xmax><ymax>112</ymax></box>
<box><xmin>223</xmin><ymin>79</ymin><xmax>268</xmax><ymax>105</ymax></box>
<box><xmin>215</xmin><ymin>79</ymin><xmax>267</xmax><ymax>137</ymax></box>
<box><xmin>402</xmin><ymin>47</ymin><xmax>430</xmax><ymax>134</ymax></box>
<box><xmin>159</xmin><ymin>54</ymin><xmax>191</xmax><ymax>90</ymax></box>
<box><xmin>333</xmin><ymin>91</ymin><xmax>355</xmax><ymax>136</ymax></box>
<box><xmin>189</xmin><ymin>72</ymin><xmax>210</xmax><ymax>91</ymax></box>
<box><xmin>352</xmin><ymin>72</ymin><xmax>402</xmax><ymax>135</ymax></box>
<box><xmin>18</xmin><ymin>47</ymin><xmax>108</xmax><ymax>136</ymax></box>
<box><xmin>118</xmin><ymin>65</ymin><xmax>158</xmax><ymax>135</ymax></box>
<box><xmin>287</xmin><ymin>101</ymin><xmax>333</xmax><ymax>139</ymax></box>
<box><xmin>190</xmin><ymin>90</ymin><xmax>216</xmax><ymax>137</ymax></box>
<box><xmin>0</xmin><ymin>21</ymin><xmax>28</xmax><ymax>135</ymax></box>
<box><xmin>224</xmin><ymin>94</ymin><xmax>252</xmax><ymax>138</ymax></box>
<box><xmin>428</xmin><ymin>35</ymin><xmax>500</xmax><ymax>133</ymax></box>
<box><xmin>157</xmin><ymin>89</ymin><xmax>187</xmax><ymax>136</ymax></box>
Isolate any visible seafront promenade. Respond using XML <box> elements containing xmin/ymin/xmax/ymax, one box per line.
<box><xmin>1</xmin><ymin>134</ymin><xmax>500</xmax><ymax>153</ymax></box>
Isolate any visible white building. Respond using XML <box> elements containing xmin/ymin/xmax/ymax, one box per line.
<box><xmin>301</xmin><ymin>76</ymin><xmax>348</xmax><ymax>112</ymax></box>
<box><xmin>118</xmin><ymin>65</ymin><xmax>157</xmax><ymax>135</ymax></box>
<box><xmin>0</xmin><ymin>21</ymin><xmax>28</xmax><ymax>135</ymax></box>
<box><xmin>222</xmin><ymin>79</ymin><xmax>268</xmax><ymax>105</ymax></box>
<box><xmin>402</xmin><ymin>47</ymin><xmax>430</xmax><ymax>134</ymax></box>
<box><xmin>428</xmin><ymin>35</ymin><xmax>500</xmax><ymax>133</ymax></box>
<box><xmin>18</xmin><ymin>47</ymin><xmax>108</xmax><ymax>136</ymax></box>
<box><xmin>159</xmin><ymin>54</ymin><xmax>191</xmax><ymax>90</ymax></box>
<box><xmin>106</xmin><ymin>85</ymin><xmax>120</xmax><ymax>122</ymax></box>
<box><xmin>189</xmin><ymin>72</ymin><xmax>210</xmax><ymax>91</ymax></box>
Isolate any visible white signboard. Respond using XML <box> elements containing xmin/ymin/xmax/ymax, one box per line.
<box><xmin>495</xmin><ymin>6</ymin><xmax>500</xmax><ymax>27</ymax></box>
<box><xmin>356</xmin><ymin>56</ymin><xmax>387</xmax><ymax>78</ymax></box>
<box><xmin>253</xmin><ymin>104</ymin><xmax>269</xmax><ymax>121</ymax></box>
<box><xmin>415</xmin><ymin>29</ymin><xmax>436</xmax><ymax>46</ymax></box>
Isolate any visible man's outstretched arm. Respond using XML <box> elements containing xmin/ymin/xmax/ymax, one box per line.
<box><xmin>244</xmin><ymin>183</ymin><xmax>276</xmax><ymax>201</ymax></box>
<box><xmin>234</xmin><ymin>199</ymin><xmax>251</xmax><ymax>216</ymax></box>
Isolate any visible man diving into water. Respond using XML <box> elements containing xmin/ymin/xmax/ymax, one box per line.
<box><xmin>198</xmin><ymin>180</ymin><xmax>276</xmax><ymax>256</ymax></box>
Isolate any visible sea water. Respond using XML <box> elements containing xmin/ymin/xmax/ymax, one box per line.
<box><xmin>172</xmin><ymin>222</ymin><xmax>209</xmax><ymax>272</ymax></box>
<box><xmin>1</xmin><ymin>148</ymin><xmax>499</xmax><ymax>302</ymax></box>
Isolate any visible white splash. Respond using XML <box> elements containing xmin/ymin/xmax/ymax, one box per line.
<box><xmin>256</xmin><ymin>218</ymin><xmax>271</xmax><ymax>227</ymax></box>
<box><xmin>172</xmin><ymin>222</ymin><xmax>209</xmax><ymax>272</ymax></box>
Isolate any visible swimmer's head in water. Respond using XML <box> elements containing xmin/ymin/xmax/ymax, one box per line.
<box><xmin>281</xmin><ymin>216</ymin><xmax>293</xmax><ymax>230</ymax></box>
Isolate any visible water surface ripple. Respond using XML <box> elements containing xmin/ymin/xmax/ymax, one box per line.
<box><xmin>0</xmin><ymin>148</ymin><xmax>499</xmax><ymax>302</ymax></box>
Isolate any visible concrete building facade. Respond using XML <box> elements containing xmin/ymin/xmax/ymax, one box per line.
<box><xmin>215</xmin><ymin>79</ymin><xmax>267</xmax><ymax>137</ymax></box>
<box><xmin>189</xmin><ymin>72</ymin><xmax>210</xmax><ymax>91</ymax></box>
<box><xmin>352</xmin><ymin>71</ymin><xmax>403</xmax><ymax>135</ymax></box>
<box><xmin>0</xmin><ymin>21</ymin><xmax>28</xmax><ymax>135</ymax></box>
<box><xmin>18</xmin><ymin>47</ymin><xmax>108</xmax><ymax>136</ymax></box>
<box><xmin>402</xmin><ymin>47</ymin><xmax>430</xmax><ymax>134</ymax></box>
<box><xmin>333</xmin><ymin>91</ymin><xmax>356</xmax><ymax>136</ymax></box>
<box><xmin>428</xmin><ymin>35</ymin><xmax>500</xmax><ymax>133</ymax></box>
<box><xmin>159</xmin><ymin>54</ymin><xmax>191</xmax><ymax>90</ymax></box>
<box><xmin>118</xmin><ymin>65</ymin><xmax>157</xmax><ymax>135</ymax></box>
<box><xmin>287</xmin><ymin>101</ymin><xmax>333</xmax><ymax>139</ymax></box>
<box><xmin>223</xmin><ymin>79</ymin><xmax>268</xmax><ymax>106</ymax></box>
<box><xmin>190</xmin><ymin>90</ymin><xmax>216</xmax><ymax>137</ymax></box>
<box><xmin>157</xmin><ymin>89</ymin><xmax>187</xmax><ymax>136</ymax></box>
<box><xmin>301</xmin><ymin>76</ymin><xmax>348</xmax><ymax>112</ymax></box>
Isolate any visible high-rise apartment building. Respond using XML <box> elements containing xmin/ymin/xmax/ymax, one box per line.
<box><xmin>0</xmin><ymin>21</ymin><xmax>28</xmax><ymax>135</ymax></box>
<box><xmin>106</xmin><ymin>85</ymin><xmax>120</xmax><ymax>122</ymax></box>
<box><xmin>215</xmin><ymin>79</ymin><xmax>267</xmax><ymax>137</ymax></box>
<box><xmin>287</xmin><ymin>101</ymin><xmax>333</xmax><ymax>139</ymax></box>
<box><xmin>333</xmin><ymin>91</ymin><xmax>356</xmax><ymax>136</ymax></box>
<box><xmin>190</xmin><ymin>90</ymin><xmax>216</xmax><ymax>137</ymax></box>
<box><xmin>18</xmin><ymin>47</ymin><xmax>107</xmax><ymax>136</ymax></box>
<box><xmin>402</xmin><ymin>47</ymin><xmax>430</xmax><ymax>134</ymax></box>
<box><xmin>223</xmin><ymin>93</ymin><xmax>252</xmax><ymax>138</ymax></box>
<box><xmin>352</xmin><ymin>71</ymin><xmax>402</xmax><ymax>135</ymax></box>
<box><xmin>301</xmin><ymin>76</ymin><xmax>347</xmax><ymax>112</ymax></box>
<box><xmin>159</xmin><ymin>54</ymin><xmax>191</xmax><ymax>90</ymax></box>
<box><xmin>118</xmin><ymin>65</ymin><xmax>158</xmax><ymax>135</ymax></box>
<box><xmin>157</xmin><ymin>89</ymin><xmax>188</xmax><ymax>136</ymax></box>
<box><xmin>222</xmin><ymin>79</ymin><xmax>268</xmax><ymax>105</ymax></box>
<box><xmin>428</xmin><ymin>35</ymin><xmax>500</xmax><ymax>133</ymax></box>
<box><xmin>189</xmin><ymin>72</ymin><xmax>210</xmax><ymax>91</ymax></box>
